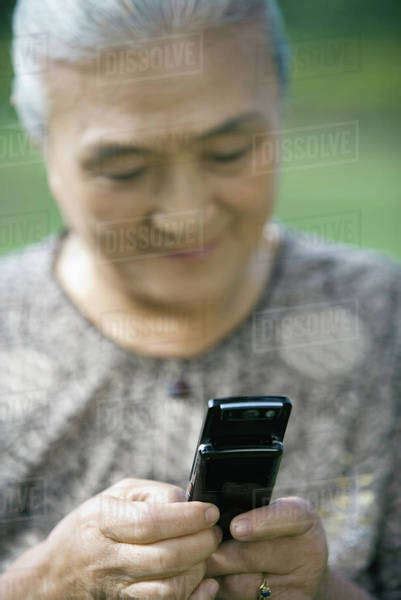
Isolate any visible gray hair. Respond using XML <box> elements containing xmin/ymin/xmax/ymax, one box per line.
<box><xmin>11</xmin><ymin>0</ymin><xmax>290</xmax><ymax>145</ymax></box>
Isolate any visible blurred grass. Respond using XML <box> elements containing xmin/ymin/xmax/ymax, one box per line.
<box><xmin>0</xmin><ymin>7</ymin><xmax>400</xmax><ymax>259</ymax></box>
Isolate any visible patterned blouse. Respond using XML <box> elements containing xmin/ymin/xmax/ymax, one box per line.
<box><xmin>0</xmin><ymin>224</ymin><xmax>400</xmax><ymax>599</ymax></box>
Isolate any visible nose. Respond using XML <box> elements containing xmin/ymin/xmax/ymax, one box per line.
<box><xmin>151</xmin><ymin>158</ymin><xmax>215</xmax><ymax>236</ymax></box>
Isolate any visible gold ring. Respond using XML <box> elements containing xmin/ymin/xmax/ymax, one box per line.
<box><xmin>257</xmin><ymin>573</ymin><xmax>272</xmax><ymax>598</ymax></box>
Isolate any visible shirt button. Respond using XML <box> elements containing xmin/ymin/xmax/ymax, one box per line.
<box><xmin>168</xmin><ymin>378</ymin><xmax>191</xmax><ymax>398</ymax></box>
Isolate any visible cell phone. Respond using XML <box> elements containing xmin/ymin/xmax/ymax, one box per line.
<box><xmin>186</xmin><ymin>396</ymin><xmax>292</xmax><ymax>540</ymax></box>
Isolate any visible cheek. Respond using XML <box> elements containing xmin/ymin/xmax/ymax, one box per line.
<box><xmin>217</xmin><ymin>173</ymin><xmax>275</xmax><ymax>219</ymax></box>
<box><xmin>50</xmin><ymin>148</ymin><xmax>149</xmax><ymax>223</ymax></box>
<box><xmin>72</xmin><ymin>181</ymin><xmax>151</xmax><ymax>226</ymax></box>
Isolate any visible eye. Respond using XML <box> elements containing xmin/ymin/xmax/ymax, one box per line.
<box><xmin>103</xmin><ymin>167</ymin><xmax>148</xmax><ymax>181</ymax></box>
<box><xmin>205</xmin><ymin>145</ymin><xmax>252</xmax><ymax>164</ymax></box>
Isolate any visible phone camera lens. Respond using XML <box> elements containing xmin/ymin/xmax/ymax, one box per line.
<box><xmin>242</xmin><ymin>409</ymin><xmax>260</xmax><ymax>420</ymax></box>
<box><xmin>264</xmin><ymin>409</ymin><xmax>276</xmax><ymax>419</ymax></box>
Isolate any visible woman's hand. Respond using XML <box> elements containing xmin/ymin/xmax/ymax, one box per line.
<box><xmin>40</xmin><ymin>478</ymin><xmax>222</xmax><ymax>599</ymax></box>
<box><xmin>205</xmin><ymin>496</ymin><xmax>329</xmax><ymax>600</ymax></box>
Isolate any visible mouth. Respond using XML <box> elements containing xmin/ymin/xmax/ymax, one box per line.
<box><xmin>165</xmin><ymin>239</ymin><xmax>220</xmax><ymax>260</ymax></box>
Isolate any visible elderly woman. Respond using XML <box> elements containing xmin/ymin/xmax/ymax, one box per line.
<box><xmin>0</xmin><ymin>1</ymin><xmax>400</xmax><ymax>599</ymax></box>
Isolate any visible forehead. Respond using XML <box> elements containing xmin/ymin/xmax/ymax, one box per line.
<box><xmin>46</xmin><ymin>21</ymin><xmax>279</xmax><ymax>145</ymax></box>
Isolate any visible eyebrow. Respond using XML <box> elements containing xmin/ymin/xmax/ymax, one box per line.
<box><xmin>80</xmin><ymin>111</ymin><xmax>267</xmax><ymax>170</ymax></box>
<box><xmin>198</xmin><ymin>111</ymin><xmax>267</xmax><ymax>140</ymax></box>
<box><xmin>80</xmin><ymin>144</ymin><xmax>149</xmax><ymax>171</ymax></box>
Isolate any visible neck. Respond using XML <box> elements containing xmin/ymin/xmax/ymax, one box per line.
<box><xmin>54</xmin><ymin>224</ymin><xmax>280</xmax><ymax>359</ymax></box>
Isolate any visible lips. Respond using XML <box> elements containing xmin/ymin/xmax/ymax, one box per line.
<box><xmin>166</xmin><ymin>239</ymin><xmax>219</xmax><ymax>260</ymax></box>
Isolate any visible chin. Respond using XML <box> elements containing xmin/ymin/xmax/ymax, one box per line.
<box><xmin>159</xmin><ymin>284</ymin><xmax>219</xmax><ymax>306</ymax></box>
<box><xmin>117</xmin><ymin>254</ymin><xmax>233</xmax><ymax>303</ymax></box>
<box><xmin>133</xmin><ymin>278</ymin><xmax>226</xmax><ymax>309</ymax></box>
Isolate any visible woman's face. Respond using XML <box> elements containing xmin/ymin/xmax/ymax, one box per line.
<box><xmin>45</xmin><ymin>20</ymin><xmax>280</xmax><ymax>306</ymax></box>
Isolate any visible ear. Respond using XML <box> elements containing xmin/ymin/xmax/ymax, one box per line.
<box><xmin>43</xmin><ymin>137</ymin><xmax>59</xmax><ymax>193</ymax></box>
<box><xmin>46</xmin><ymin>162</ymin><xmax>61</xmax><ymax>197</ymax></box>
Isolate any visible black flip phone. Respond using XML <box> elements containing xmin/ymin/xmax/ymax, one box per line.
<box><xmin>186</xmin><ymin>396</ymin><xmax>292</xmax><ymax>540</ymax></box>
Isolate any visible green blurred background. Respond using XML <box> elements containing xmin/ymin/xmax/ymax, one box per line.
<box><xmin>0</xmin><ymin>0</ymin><xmax>400</xmax><ymax>259</ymax></box>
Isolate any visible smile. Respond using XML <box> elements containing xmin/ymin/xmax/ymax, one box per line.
<box><xmin>165</xmin><ymin>239</ymin><xmax>220</xmax><ymax>260</ymax></box>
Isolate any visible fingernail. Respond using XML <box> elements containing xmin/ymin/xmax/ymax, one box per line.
<box><xmin>207</xmin><ymin>579</ymin><xmax>219</xmax><ymax>597</ymax></box>
<box><xmin>213</xmin><ymin>525</ymin><xmax>223</xmax><ymax>544</ymax></box>
<box><xmin>232</xmin><ymin>518</ymin><xmax>251</xmax><ymax>537</ymax></box>
<box><xmin>205</xmin><ymin>505</ymin><xmax>220</xmax><ymax>524</ymax></box>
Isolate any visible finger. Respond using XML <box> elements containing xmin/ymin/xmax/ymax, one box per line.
<box><xmin>120</xmin><ymin>563</ymin><xmax>211</xmax><ymax>599</ymax></box>
<box><xmin>189</xmin><ymin>578</ymin><xmax>220</xmax><ymax>600</ymax></box>
<box><xmin>121</xmin><ymin>561</ymin><xmax>205</xmax><ymax>598</ymax></box>
<box><xmin>107</xmin><ymin>526</ymin><xmax>222</xmax><ymax>579</ymax></box>
<box><xmin>101</xmin><ymin>477</ymin><xmax>187</xmax><ymax>503</ymax></box>
<box><xmin>230</xmin><ymin>496</ymin><xmax>317</xmax><ymax>541</ymax></box>
<box><xmin>215</xmin><ymin>572</ymin><xmax>289</xmax><ymax>600</ymax></box>
<box><xmin>121</xmin><ymin>579</ymin><xmax>219</xmax><ymax>600</ymax></box>
<box><xmin>205</xmin><ymin>535</ymin><xmax>304</xmax><ymax>577</ymax></box>
<box><xmin>94</xmin><ymin>495</ymin><xmax>220</xmax><ymax>543</ymax></box>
